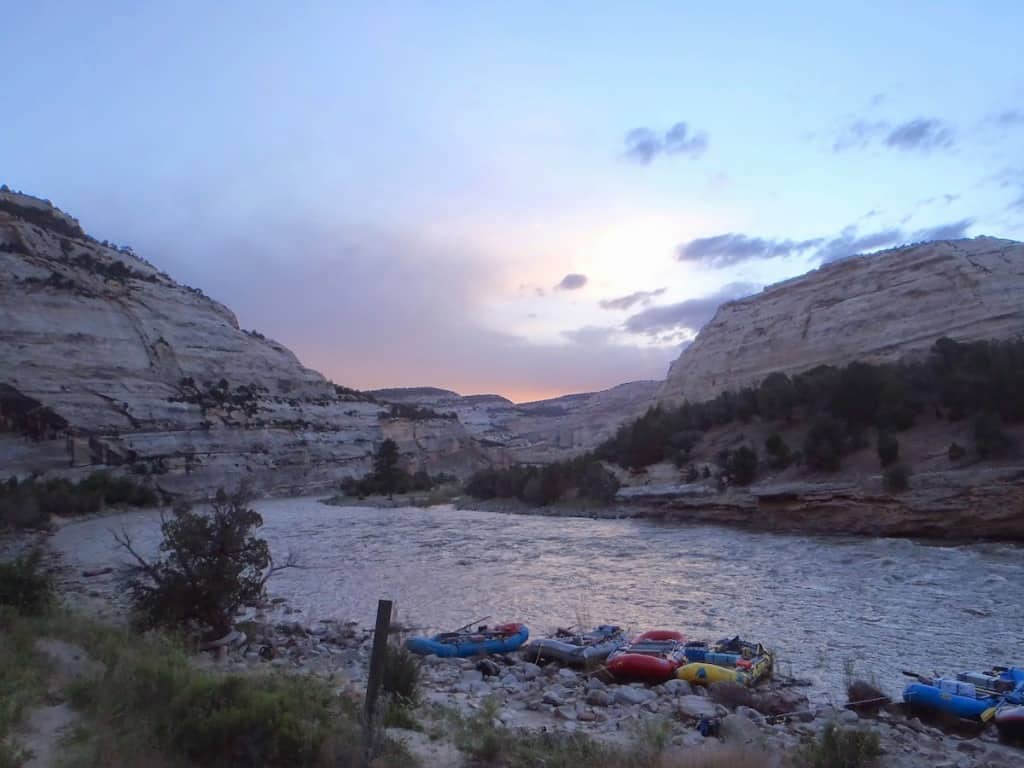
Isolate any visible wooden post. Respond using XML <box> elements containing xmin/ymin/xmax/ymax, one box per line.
<box><xmin>364</xmin><ymin>598</ymin><xmax>393</xmax><ymax>761</ymax></box>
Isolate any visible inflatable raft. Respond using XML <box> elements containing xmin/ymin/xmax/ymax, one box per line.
<box><xmin>677</xmin><ymin>636</ymin><xmax>773</xmax><ymax>687</ymax></box>
<box><xmin>902</xmin><ymin>667</ymin><xmax>1024</xmax><ymax>722</ymax></box>
<box><xmin>607</xmin><ymin>630</ymin><xmax>688</xmax><ymax>684</ymax></box>
<box><xmin>524</xmin><ymin>625</ymin><xmax>626</xmax><ymax>667</ymax></box>
<box><xmin>995</xmin><ymin>706</ymin><xmax>1024</xmax><ymax>743</ymax></box>
<box><xmin>406</xmin><ymin>622</ymin><xmax>529</xmax><ymax>658</ymax></box>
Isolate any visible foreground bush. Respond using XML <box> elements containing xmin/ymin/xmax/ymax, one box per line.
<box><xmin>117</xmin><ymin>489</ymin><xmax>295</xmax><ymax>637</ymax></box>
<box><xmin>794</xmin><ymin>722</ymin><xmax>881</xmax><ymax>768</ymax></box>
<box><xmin>0</xmin><ymin>550</ymin><xmax>52</xmax><ymax>615</ymax></box>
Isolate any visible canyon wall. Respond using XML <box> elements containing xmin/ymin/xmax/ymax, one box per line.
<box><xmin>660</xmin><ymin>237</ymin><xmax>1024</xmax><ymax>403</ymax></box>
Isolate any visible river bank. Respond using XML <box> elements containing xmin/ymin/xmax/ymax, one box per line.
<box><xmin>7</xmin><ymin>502</ymin><xmax>1024</xmax><ymax>766</ymax></box>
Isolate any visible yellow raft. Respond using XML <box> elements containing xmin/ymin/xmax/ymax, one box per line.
<box><xmin>676</xmin><ymin>642</ymin><xmax>773</xmax><ymax>687</ymax></box>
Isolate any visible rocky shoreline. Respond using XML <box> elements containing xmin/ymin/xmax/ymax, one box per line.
<box><xmin>191</xmin><ymin>616</ymin><xmax>1021</xmax><ymax>767</ymax></box>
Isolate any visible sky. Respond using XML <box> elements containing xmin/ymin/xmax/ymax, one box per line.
<box><xmin>2</xmin><ymin>2</ymin><xmax>1023</xmax><ymax>402</ymax></box>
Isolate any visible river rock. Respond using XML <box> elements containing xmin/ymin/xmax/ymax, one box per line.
<box><xmin>518</xmin><ymin>662</ymin><xmax>542</xmax><ymax>681</ymax></box>
<box><xmin>543</xmin><ymin>690</ymin><xmax>568</xmax><ymax>707</ymax></box>
<box><xmin>675</xmin><ymin>695</ymin><xmax>719</xmax><ymax>720</ymax></box>
<box><xmin>719</xmin><ymin>713</ymin><xmax>761</xmax><ymax>746</ymax></box>
<box><xmin>659</xmin><ymin>679</ymin><xmax>692</xmax><ymax>697</ymax></box>
<box><xmin>585</xmin><ymin>689</ymin><xmax>612</xmax><ymax>707</ymax></box>
<box><xmin>614</xmin><ymin>687</ymin><xmax>656</xmax><ymax>706</ymax></box>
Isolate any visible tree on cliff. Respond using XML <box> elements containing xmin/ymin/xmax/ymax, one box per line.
<box><xmin>373</xmin><ymin>438</ymin><xmax>402</xmax><ymax>498</ymax></box>
<box><xmin>114</xmin><ymin>488</ymin><xmax>299</xmax><ymax>637</ymax></box>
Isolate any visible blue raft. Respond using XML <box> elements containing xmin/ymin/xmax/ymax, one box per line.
<box><xmin>903</xmin><ymin>667</ymin><xmax>1024</xmax><ymax>721</ymax></box>
<box><xmin>406</xmin><ymin>623</ymin><xmax>530</xmax><ymax>658</ymax></box>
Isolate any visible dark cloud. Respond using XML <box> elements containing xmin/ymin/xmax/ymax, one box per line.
<box><xmin>679</xmin><ymin>217</ymin><xmax>974</xmax><ymax>270</ymax></box>
<box><xmin>554</xmin><ymin>273</ymin><xmax>587</xmax><ymax>291</ymax></box>
<box><xmin>833</xmin><ymin>119</ymin><xmax>887</xmax><ymax>151</ymax></box>
<box><xmin>834</xmin><ymin>117</ymin><xmax>955</xmax><ymax>153</ymax></box>
<box><xmin>598</xmin><ymin>287</ymin><xmax>667</xmax><ymax>310</ymax></box>
<box><xmin>991</xmin><ymin>110</ymin><xmax>1024</xmax><ymax>127</ymax></box>
<box><xmin>910</xmin><ymin>218</ymin><xmax>974</xmax><ymax>241</ymax></box>
<box><xmin>677</xmin><ymin>234</ymin><xmax>822</xmax><ymax>268</ymax></box>
<box><xmin>624</xmin><ymin>121</ymin><xmax>708</xmax><ymax>164</ymax></box>
<box><xmin>623</xmin><ymin>282</ymin><xmax>759</xmax><ymax>337</ymax></box>
<box><xmin>816</xmin><ymin>226</ymin><xmax>904</xmax><ymax>264</ymax></box>
<box><xmin>884</xmin><ymin>118</ymin><xmax>955</xmax><ymax>152</ymax></box>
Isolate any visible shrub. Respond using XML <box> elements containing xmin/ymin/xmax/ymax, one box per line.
<box><xmin>382</xmin><ymin>643</ymin><xmax>421</xmax><ymax>705</ymax></box>
<box><xmin>117</xmin><ymin>489</ymin><xmax>294</xmax><ymax>637</ymax></box>
<box><xmin>947</xmin><ymin>442</ymin><xmax>966</xmax><ymax>461</ymax></box>
<box><xmin>972</xmin><ymin>412</ymin><xmax>1014</xmax><ymax>459</ymax></box>
<box><xmin>68</xmin><ymin>634</ymin><xmax>340</xmax><ymax>768</ymax></box>
<box><xmin>876</xmin><ymin>431</ymin><xmax>899</xmax><ymax>468</ymax></box>
<box><xmin>0</xmin><ymin>551</ymin><xmax>52</xmax><ymax>615</ymax></box>
<box><xmin>723</xmin><ymin>446</ymin><xmax>759</xmax><ymax>485</ymax></box>
<box><xmin>794</xmin><ymin>722</ymin><xmax>881</xmax><ymax>768</ymax></box>
<box><xmin>684</xmin><ymin>464</ymin><xmax>700</xmax><ymax>483</ymax></box>
<box><xmin>882</xmin><ymin>464</ymin><xmax>910</xmax><ymax>493</ymax></box>
<box><xmin>804</xmin><ymin>415</ymin><xmax>846</xmax><ymax>472</ymax></box>
<box><xmin>764</xmin><ymin>433</ymin><xmax>792</xmax><ymax>470</ymax></box>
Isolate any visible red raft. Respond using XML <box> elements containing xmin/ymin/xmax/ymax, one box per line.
<box><xmin>606</xmin><ymin>630</ymin><xmax>688</xmax><ymax>684</ymax></box>
<box><xmin>995</xmin><ymin>706</ymin><xmax>1024</xmax><ymax>743</ymax></box>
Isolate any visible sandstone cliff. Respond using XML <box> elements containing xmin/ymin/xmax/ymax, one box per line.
<box><xmin>0</xmin><ymin>190</ymin><xmax>492</xmax><ymax>496</ymax></box>
<box><xmin>660</xmin><ymin>237</ymin><xmax>1024</xmax><ymax>403</ymax></box>
<box><xmin>368</xmin><ymin>380</ymin><xmax>660</xmax><ymax>463</ymax></box>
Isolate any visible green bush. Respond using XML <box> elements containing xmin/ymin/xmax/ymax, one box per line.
<box><xmin>0</xmin><ymin>472</ymin><xmax>158</xmax><ymax>529</ymax></box>
<box><xmin>68</xmin><ymin>636</ymin><xmax>338</xmax><ymax>768</ymax></box>
<box><xmin>0</xmin><ymin>551</ymin><xmax>52</xmax><ymax>615</ymax></box>
<box><xmin>947</xmin><ymin>442</ymin><xmax>966</xmax><ymax>461</ymax></box>
<box><xmin>382</xmin><ymin>642</ymin><xmax>421</xmax><ymax>705</ymax></box>
<box><xmin>719</xmin><ymin>446</ymin><xmax>758</xmax><ymax>485</ymax></box>
<box><xmin>463</xmin><ymin>455</ymin><xmax>619</xmax><ymax>506</ymax></box>
<box><xmin>794</xmin><ymin>722</ymin><xmax>881</xmax><ymax>768</ymax></box>
<box><xmin>119</xmin><ymin>489</ymin><xmax>284</xmax><ymax>637</ymax></box>
<box><xmin>876</xmin><ymin>431</ymin><xmax>899</xmax><ymax>468</ymax></box>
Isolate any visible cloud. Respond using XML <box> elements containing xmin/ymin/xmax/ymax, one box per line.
<box><xmin>554</xmin><ymin>273</ymin><xmax>587</xmax><ymax>291</ymax></box>
<box><xmin>884</xmin><ymin>118</ymin><xmax>954</xmax><ymax>152</ymax></box>
<box><xmin>989</xmin><ymin>110</ymin><xmax>1024</xmax><ymax>127</ymax></box>
<box><xmin>679</xmin><ymin>217</ymin><xmax>974</xmax><ymax>269</ymax></box>
<box><xmin>677</xmin><ymin>234</ymin><xmax>822</xmax><ymax>268</ymax></box>
<box><xmin>561</xmin><ymin>325</ymin><xmax>616</xmax><ymax>346</ymax></box>
<box><xmin>910</xmin><ymin>218</ymin><xmax>974</xmax><ymax>242</ymax></box>
<box><xmin>623</xmin><ymin>282</ymin><xmax>759</xmax><ymax>337</ymax></box>
<box><xmin>833</xmin><ymin>119</ymin><xmax>887</xmax><ymax>151</ymax></box>
<box><xmin>624</xmin><ymin>121</ymin><xmax>709</xmax><ymax>164</ymax></box>
<box><xmin>598</xmin><ymin>287</ymin><xmax>667</xmax><ymax>310</ymax></box>
<box><xmin>834</xmin><ymin>116</ymin><xmax>955</xmax><ymax>153</ymax></box>
<box><xmin>816</xmin><ymin>226</ymin><xmax>904</xmax><ymax>264</ymax></box>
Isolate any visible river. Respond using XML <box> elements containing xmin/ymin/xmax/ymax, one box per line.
<box><xmin>49</xmin><ymin>497</ymin><xmax>1024</xmax><ymax>702</ymax></box>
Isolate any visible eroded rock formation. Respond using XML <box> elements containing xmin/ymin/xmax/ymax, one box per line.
<box><xmin>660</xmin><ymin>237</ymin><xmax>1024</xmax><ymax>403</ymax></box>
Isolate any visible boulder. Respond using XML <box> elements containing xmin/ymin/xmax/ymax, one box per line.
<box><xmin>614</xmin><ymin>687</ymin><xmax>656</xmax><ymax>706</ymax></box>
<box><xmin>719</xmin><ymin>713</ymin><xmax>761</xmax><ymax>746</ymax></box>
<box><xmin>675</xmin><ymin>695</ymin><xmax>719</xmax><ymax>720</ymax></box>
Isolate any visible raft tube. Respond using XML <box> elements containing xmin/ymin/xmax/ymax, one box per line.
<box><xmin>903</xmin><ymin>667</ymin><xmax>1024</xmax><ymax>722</ymax></box>
<box><xmin>995</xmin><ymin>706</ymin><xmax>1024</xmax><ymax>743</ymax></box>
<box><xmin>406</xmin><ymin>623</ymin><xmax>529</xmax><ymax>658</ymax></box>
<box><xmin>678</xmin><ymin>662</ymin><xmax>748</xmax><ymax>686</ymax></box>
<box><xmin>524</xmin><ymin>625</ymin><xmax>626</xmax><ymax>666</ymax></box>
<box><xmin>681</xmin><ymin>638</ymin><xmax>774</xmax><ymax>687</ymax></box>
<box><xmin>606</xmin><ymin>630</ymin><xmax>688</xmax><ymax>684</ymax></box>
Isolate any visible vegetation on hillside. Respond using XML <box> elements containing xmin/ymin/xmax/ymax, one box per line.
<box><xmin>464</xmin><ymin>454</ymin><xmax>620</xmax><ymax>506</ymax></box>
<box><xmin>339</xmin><ymin>439</ymin><xmax>455</xmax><ymax>499</ymax></box>
<box><xmin>0</xmin><ymin>472</ymin><xmax>159</xmax><ymax>530</ymax></box>
<box><xmin>597</xmin><ymin>337</ymin><xmax>1022</xmax><ymax>473</ymax></box>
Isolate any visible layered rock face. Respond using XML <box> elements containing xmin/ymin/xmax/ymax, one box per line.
<box><xmin>368</xmin><ymin>380</ymin><xmax>660</xmax><ymax>463</ymax></box>
<box><xmin>660</xmin><ymin>237</ymin><xmax>1024</xmax><ymax>403</ymax></box>
<box><xmin>0</xmin><ymin>191</ymin><xmax>492</xmax><ymax>496</ymax></box>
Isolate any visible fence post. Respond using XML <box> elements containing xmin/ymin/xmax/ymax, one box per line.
<box><xmin>364</xmin><ymin>599</ymin><xmax>393</xmax><ymax>761</ymax></box>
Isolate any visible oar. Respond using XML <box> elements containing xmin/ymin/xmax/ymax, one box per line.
<box><xmin>449</xmin><ymin>615</ymin><xmax>492</xmax><ymax>635</ymax></box>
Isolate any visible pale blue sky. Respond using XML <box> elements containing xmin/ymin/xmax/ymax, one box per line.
<box><xmin>3</xmin><ymin>2</ymin><xmax>1022</xmax><ymax>399</ymax></box>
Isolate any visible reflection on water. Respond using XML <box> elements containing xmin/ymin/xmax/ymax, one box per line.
<box><xmin>50</xmin><ymin>498</ymin><xmax>1024</xmax><ymax>699</ymax></box>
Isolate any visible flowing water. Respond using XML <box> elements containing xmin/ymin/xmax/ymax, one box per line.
<box><xmin>50</xmin><ymin>497</ymin><xmax>1024</xmax><ymax>701</ymax></box>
